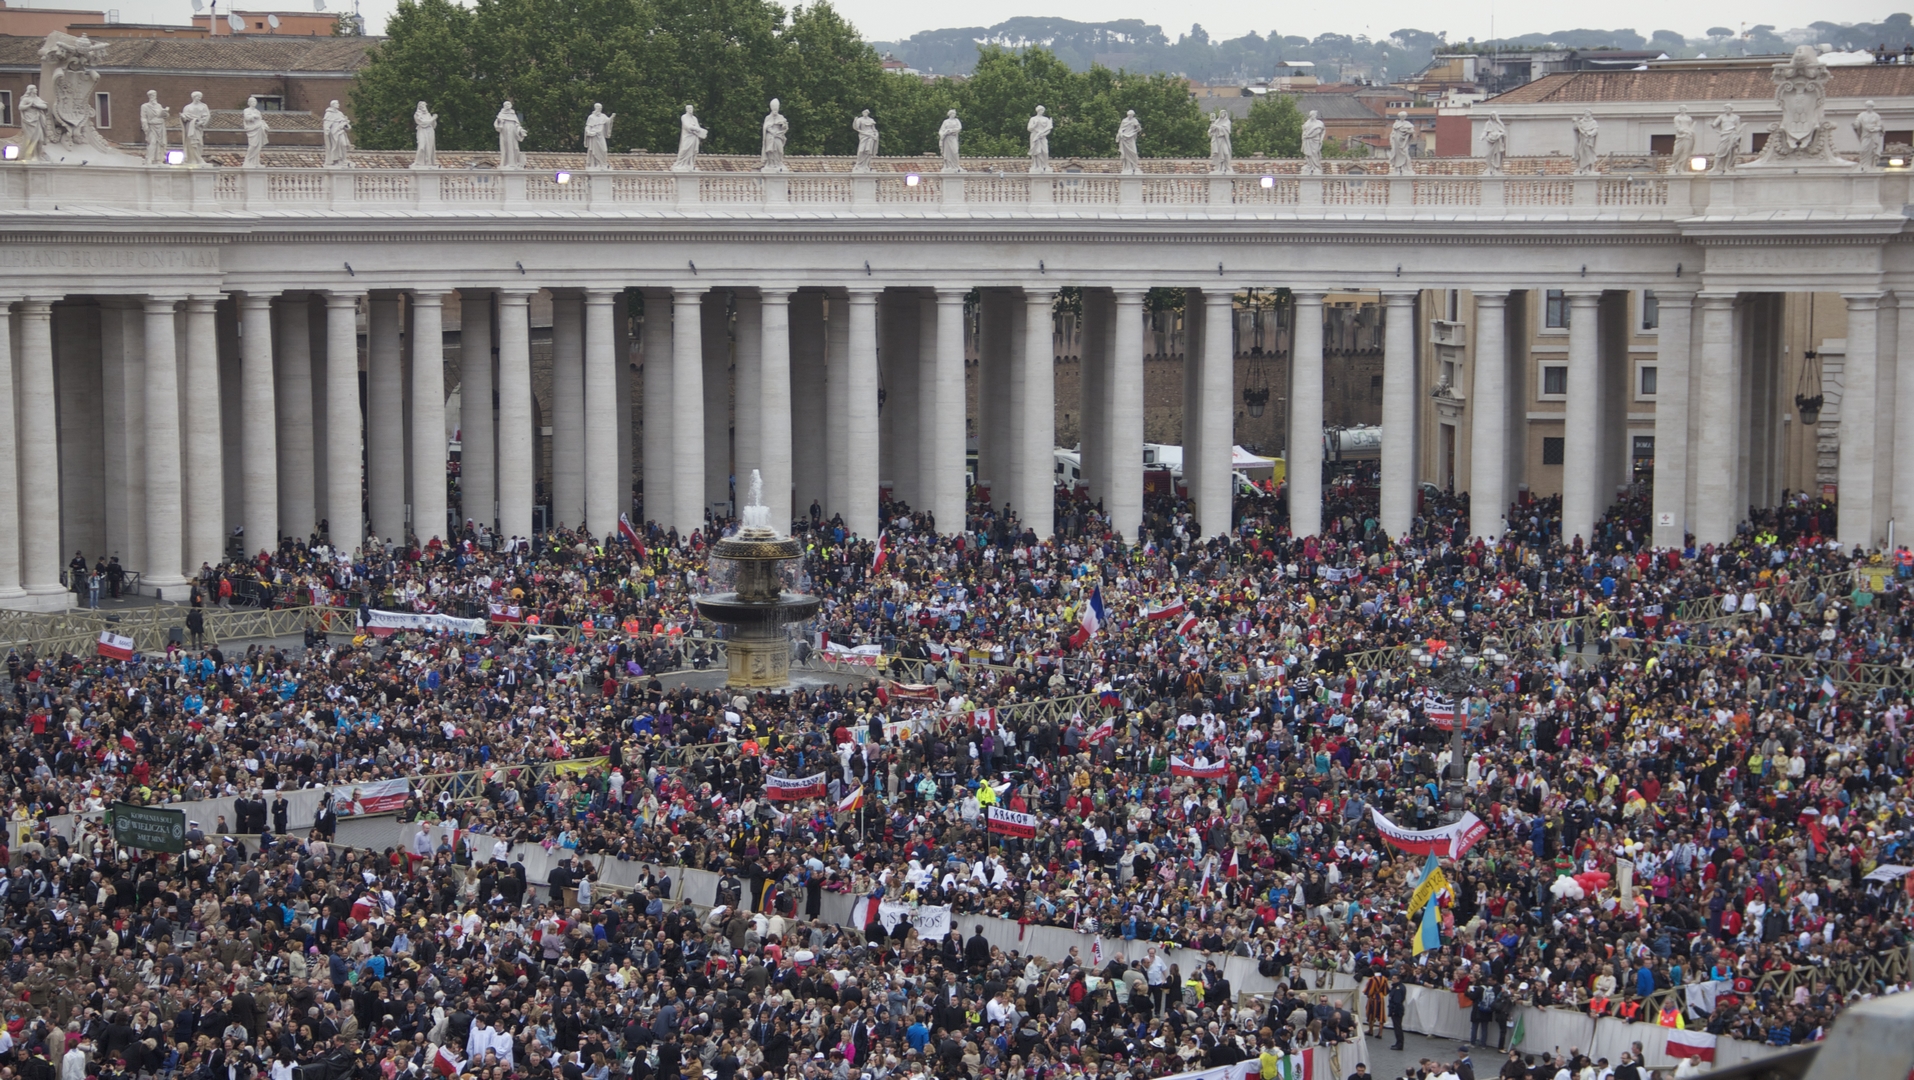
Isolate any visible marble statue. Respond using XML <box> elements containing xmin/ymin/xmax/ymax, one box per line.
<box><xmin>760</xmin><ymin>99</ymin><xmax>788</xmax><ymax>173</ymax></box>
<box><xmin>322</xmin><ymin>100</ymin><xmax>352</xmax><ymax>168</ymax></box>
<box><xmin>1208</xmin><ymin>110</ymin><xmax>1233</xmax><ymax>174</ymax></box>
<box><xmin>1755</xmin><ymin>46</ymin><xmax>1843</xmax><ymax>165</ymax></box>
<box><xmin>1300</xmin><ymin>110</ymin><xmax>1325</xmax><ymax>175</ymax></box>
<box><xmin>411</xmin><ymin>101</ymin><xmax>438</xmax><ymax>169</ymax></box>
<box><xmin>18</xmin><ymin>84</ymin><xmax>47</xmax><ymax>161</ymax></box>
<box><xmin>584</xmin><ymin>103</ymin><xmax>614</xmax><ymax>170</ymax></box>
<box><xmin>673</xmin><ymin>105</ymin><xmax>707</xmax><ymax>172</ymax></box>
<box><xmin>36</xmin><ymin>31</ymin><xmax>115</xmax><ymax>154</ymax></box>
<box><xmin>1669</xmin><ymin>106</ymin><xmax>1696</xmax><ymax>172</ymax></box>
<box><xmin>179</xmin><ymin>91</ymin><xmax>210</xmax><ymax>166</ymax></box>
<box><xmin>1572</xmin><ymin>110</ymin><xmax>1600</xmax><ymax>174</ymax></box>
<box><xmin>242</xmin><ymin>95</ymin><xmax>268</xmax><ymax>169</ymax></box>
<box><xmin>140</xmin><ymin>90</ymin><xmax>169</xmax><ymax>165</ymax></box>
<box><xmin>1482</xmin><ymin>111</ymin><xmax>1508</xmax><ymax>175</ymax></box>
<box><xmin>1387</xmin><ymin>112</ymin><xmax>1414</xmax><ymax>174</ymax></box>
<box><xmin>495</xmin><ymin>100</ymin><xmax>524</xmax><ymax>169</ymax></box>
<box><xmin>1854</xmin><ymin>99</ymin><xmax>1885</xmax><ymax>168</ymax></box>
<box><xmin>937</xmin><ymin>109</ymin><xmax>962</xmax><ymax>173</ymax></box>
<box><xmin>852</xmin><ymin>109</ymin><xmax>878</xmax><ymax>171</ymax></box>
<box><xmin>1710</xmin><ymin>104</ymin><xmax>1742</xmax><ymax>174</ymax></box>
<box><xmin>1027</xmin><ymin>106</ymin><xmax>1053</xmax><ymax>173</ymax></box>
<box><xmin>1117</xmin><ymin>110</ymin><xmax>1142</xmax><ymax>174</ymax></box>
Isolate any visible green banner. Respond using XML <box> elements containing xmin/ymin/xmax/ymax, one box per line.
<box><xmin>108</xmin><ymin>802</ymin><xmax>186</xmax><ymax>854</ymax></box>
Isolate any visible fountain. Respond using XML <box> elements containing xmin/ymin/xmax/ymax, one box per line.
<box><xmin>694</xmin><ymin>471</ymin><xmax>822</xmax><ymax>688</ymax></box>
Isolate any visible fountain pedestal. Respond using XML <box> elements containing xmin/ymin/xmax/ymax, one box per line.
<box><xmin>693</xmin><ymin>473</ymin><xmax>821</xmax><ymax>690</ymax></box>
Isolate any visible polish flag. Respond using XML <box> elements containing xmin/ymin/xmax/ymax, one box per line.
<box><xmin>1175</xmin><ymin>612</ymin><xmax>1199</xmax><ymax>637</ymax></box>
<box><xmin>1082</xmin><ymin>716</ymin><xmax>1115</xmax><ymax>745</ymax></box>
<box><xmin>985</xmin><ymin>806</ymin><xmax>1037</xmax><ymax>839</ymax></box>
<box><xmin>1225</xmin><ymin>849</ymin><xmax>1240</xmax><ymax>878</ymax></box>
<box><xmin>618</xmin><ymin>513</ymin><xmax>645</xmax><ymax>554</ymax></box>
<box><xmin>837</xmin><ymin>786</ymin><xmax>865</xmax><ymax>814</ymax></box>
<box><xmin>96</xmin><ymin>631</ymin><xmax>135</xmax><ymax>662</ymax></box>
<box><xmin>433</xmin><ymin>1047</ymin><xmax>464</xmax><ymax>1077</ymax></box>
<box><xmin>1664</xmin><ymin>1030</ymin><xmax>1716</xmax><ymax>1063</ymax></box>
<box><xmin>1144</xmin><ymin>598</ymin><xmax>1187</xmax><ymax>622</ymax></box>
<box><xmin>872</xmin><ymin>532</ymin><xmax>890</xmax><ymax>573</ymax></box>
<box><xmin>1169</xmin><ymin>755</ymin><xmax>1230</xmax><ymax>779</ymax></box>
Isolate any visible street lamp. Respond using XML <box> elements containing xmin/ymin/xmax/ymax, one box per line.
<box><xmin>1409</xmin><ymin>641</ymin><xmax>1510</xmax><ymax>819</ymax></box>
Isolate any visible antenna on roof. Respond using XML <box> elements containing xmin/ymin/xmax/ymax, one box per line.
<box><xmin>267</xmin><ymin>14</ymin><xmax>279</xmax><ymax>28</ymax></box>
<box><xmin>228</xmin><ymin>11</ymin><xmax>242</xmax><ymax>30</ymax></box>
<box><xmin>191</xmin><ymin>0</ymin><xmax>203</xmax><ymax>10</ymax></box>
<box><xmin>313</xmin><ymin>0</ymin><xmax>326</xmax><ymax>10</ymax></box>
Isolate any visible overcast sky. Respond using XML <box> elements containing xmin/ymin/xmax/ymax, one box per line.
<box><xmin>56</xmin><ymin>0</ymin><xmax>1900</xmax><ymax>44</ymax></box>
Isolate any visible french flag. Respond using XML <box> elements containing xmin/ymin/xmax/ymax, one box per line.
<box><xmin>618</xmin><ymin>513</ymin><xmax>645</xmax><ymax>554</ymax></box>
<box><xmin>1069</xmin><ymin>587</ymin><xmax>1106</xmax><ymax>648</ymax></box>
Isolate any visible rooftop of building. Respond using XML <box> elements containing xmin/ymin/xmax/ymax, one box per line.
<box><xmin>0</xmin><ymin>30</ymin><xmax>375</xmax><ymax>72</ymax></box>
<box><xmin>1488</xmin><ymin>64</ymin><xmax>1914</xmax><ymax>104</ymax></box>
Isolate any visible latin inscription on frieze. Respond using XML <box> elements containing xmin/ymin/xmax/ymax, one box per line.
<box><xmin>0</xmin><ymin>248</ymin><xmax>220</xmax><ymax>270</ymax></box>
<box><xmin>1705</xmin><ymin>248</ymin><xmax>1860</xmax><ymax>272</ymax></box>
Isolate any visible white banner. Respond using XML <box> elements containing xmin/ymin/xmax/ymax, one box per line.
<box><xmin>1863</xmin><ymin>864</ymin><xmax>1911</xmax><ymax>883</ymax></box>
<box><xmin>877</xmin><ymin>901</ymin><xmax>952</xmax><ymax>940</ymax></box>
<box><xmin>363</xmin><ymin>609</ymin><xmax>487</xmax><ymax>635</ymax></box>
<box><xmin>330</xmin><ymin>778</ymin><xmax>412</xmax><ymax>816</ymax></box>
<box><xmin>1369</xmin><ymin>807</ymin><xmax>1487</xmax><ymax>858</ymax></box>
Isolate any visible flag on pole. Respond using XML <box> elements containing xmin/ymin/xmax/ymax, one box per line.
<box><xmin>1098</xmin><ymin>688</ymin><xmax>1122</xmax><ymax>709</ymax></box>
<box><xmin>1143</xmin><ymin>597</ymin><xmax>1187</xmax><ymax>622</ymax></box>
<box><xmin>1277</xmin><ymin>1048</ymin><xmax>1316</xmax><ymax>1080</ymax></box>
<box><xmin>618</xmin><ymin>513</ymin><xmax>645</xmax><ymax>554</ymax></box>
<box><xmin>1069</xmin><ymin>586</ymin><xmax>1106</xmax><ymax>648</ymax></box>
<box><xmin>872</xmin><ymin>532</ymin><xmax>889</xmax><ymax>573</ymax></box>
<box><xmin>96</xmin><ymin>631</ymin><xmax>135</xmax><ymax>662</ymax></box>
<box><xmin>1176</xmin><ymin>612</ymin><xmax>1199</xmax><ymax>637</ymax></box>
<box><xmin>433</xmin><ymin>1048</ymin><xmax>464</xmax><ymax>1077</ymax></box>
<box><xmin>1082</xmin><ymin>716</ymin><xmax>1115</xmax><ymax>745</ymax></box>
<box><xmin>837</xmin><ymin>786</ymin><xmax>865</xmax><ymax>814</ymax></box>
<box><xmin>1820</xmin><ymin>676</ymin><xmax>1838</xmax><ymax>699</ymax></box>
<box><xmin>1412</xmin><ymin>895</ymin><xmax>1441</xmax><ymax>954</ymax></box>
<box><xmin>1225</xmin><ymin>849</ymin><xmax>1240</xmax><ymax>878</ymax></box>
<box><xmin>1509</xmin><ymin>1015</ymin><xmax>1526</xmax><ymax>1050</ymax></box>
<box><xmin>1424</xmin><ymin>697</ymin><xmax>1456</xmax><ymax>730</ymax></box>
<box><xmin>1664</xmin><ymin>1031</ymin><xmax>1716</xmax><ymax>1063</ymax></box>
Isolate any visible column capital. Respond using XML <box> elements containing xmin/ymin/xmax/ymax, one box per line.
<box><xmin>1111</xmin><ymin>289</ymin><xmax>1149</xmax><ymax>305</ymax></box>
<box><xmin>672</xmin><ymin>286</ymin><xmax>706</xmax><ymax>303</ymax></box>
<box><xmin>1380</xmin><ymin>289</ymin><xmax>1418</xmax><ymax>304</ymax></box>
<box><xmin>323</xmin><ymin>290</ymin><xmax>365</xmax><ymax>308</ymax></box>
<box><xmin>844</xmin><ymin>288</ymin><xmax>881</xmax><ymax>303</ymax></box>
<box><xmin>236</xmin><ymin>291</ymin><xmax>276</xmax><ymax>309</ymax></box>
<box><xmin>1562</xmin><ymin>288</ymin><xmax>1604</xmax><ymax>303</ymax></box>
<box><xmin>1697</xmin><ymin>291</ymin><xmax>1739</xmax><ymax>308</ymax></box>
<box><xmin>582</xmin><ymin>288</ymin><xmax>620</xmax><ymax>304</ymax></box>
<box><xmin>142</xmin><ymin>296</ymin><xmax>186</xmax><ymax>312</ymax></box>
<box><xmin>186</xmin><ymin>294</ymin><xmax>223</xmax><ymax>313</ymax></box>
<box><xmin>759</xmin><ymin>287</ymin><xmax>794</xmax><ymax>304</ymax></box>
<box><xmin>17</xmin><ymin>298</ymin><xmax>53</xmax><ymax>314</ymax></box>
<box><xmin>1842</xmin><ymin>291</ymin><xmax>1889</xmax><ymax>307</ymax></box>
<box><xmin>1290</xmin><ymin>290</ymin><xmax>1328</xmax><ymax>305</ymax></box>
<box><xmin>931</xmin><ymin>286</ymin><xmax>969</xmax><ymax>302</ymax></box>
<box><xmin>1651</xmin><ymin>289</ymin><xmax>1698</xmax><ymax>305</ymax></box>
<box><xmin>409</xmin><ymin>290</ymin><xmax>448</xmax><ymax>307</ymax></box>
<box><xmin>495</xmin><ymin>287</ymin><xmax>539</xmax><ymax>303</ymax></box>
<box><xmin>1201</xmin><ymin>289</ymin><xmax>1234</xmax><ymax>307</ymax></box>
<box><xmin>1470</xmin><ymin>290</ymin><xmax>1511</xmax><ymax>307</ymax></box>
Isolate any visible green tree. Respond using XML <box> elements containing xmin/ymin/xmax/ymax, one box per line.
<box><xmin>1233</xmin><ymin>94</ymin><xmax>1303</xmax><ymax>158</ymax></box>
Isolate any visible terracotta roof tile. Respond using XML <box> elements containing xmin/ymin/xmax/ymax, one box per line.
<box><xmin>0</xmin><ymin>32</ymin><xmax>374</xmax><ymax>73</ymax></box>
<box><xmin>1489</xmin><ymin>65</ymin><xmax>1914</xmax><ymax>105</ymax></box>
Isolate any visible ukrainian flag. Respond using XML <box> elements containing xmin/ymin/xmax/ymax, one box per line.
<box><xmin>1412</xmin><ymin>896</ymin><xmax>1441</xmax><ymax>955</ymax></box>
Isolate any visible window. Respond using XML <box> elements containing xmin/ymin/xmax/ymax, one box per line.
<box><xmin>1750</xmin><ymin>132</ymin><xmax>1768</xmax><ymax>152</ymax></box>
<box><xmin>94</xmin><ymin>92</ymin><xmax>110</xmax><ymax>129</ymax></box>
<box><xmin>1542</xmin><ymin>437</ymin><xmax>1565</xmax><ymax>466</ymax></box>
<box><xmin>256</xmin><ymin>96</ymin><xmax>286</xmax><ymax>112</ymax></box>
<box><xmin>1650</xmin><ymin>134</ymin><xmax>1675</xmax><ymax>155</ymax></box>
<box><xmin>1542</xmin><ymin>365</ymin><xmax>1567</xmax><ymax>396</ymax></box>
<box><xmin>1888</xmin><ymin>129</ymin><xmax>1914</xmax><ymax>147</ymax></box>
<box><xmin>1641</xmin><ymin>289</ymin><xmax>1659</xmax><ymax>330</ymax></box>
<box><xmin>0</xmin><ymin>91</ymin><xmax>12</xmax><ymax>127</ymax></box>
<box><xmin>1545</xmin><ymin>289</ymin><xmax>1569</xmax><ymax>329</ymax></box>
<box><xmin>1639</xmin><ymin>365</ymin><xmax>1658</xmax><ymax>396</ymax></box>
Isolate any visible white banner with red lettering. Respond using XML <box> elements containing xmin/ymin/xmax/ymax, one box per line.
<box><xmin>764</xmin><ymin>773</ymin><xmax>828</xmax><ymax>802</ymax></box>
<box><xmin>985</xmin><ymin>806</ymin><xmax>1038</xmax><ymax>838</ymax></box>
<box><xmin>1170</xmin><ymin>755</ymin><xmax>1230</xmax><ymax>779</ymax></box>
<box><xmin>1370</xmin><ymin>807</ymin><xmax>1487</xmax><ymax>858</ymax></box>
<box><xmin>330</xmin><ymin>778</ymin><xmax>412</xmax><ymax>816</ymax></box>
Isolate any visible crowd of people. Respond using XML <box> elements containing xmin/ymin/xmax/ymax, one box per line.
<box><xmin>1</xmin><ymin>482</ymin><xmax>1909</xmax><ymax>1080</ymax></box>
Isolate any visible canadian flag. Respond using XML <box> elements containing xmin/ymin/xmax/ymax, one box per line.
<box><xmin>96</xmin><ymin>631</ymin><xmax>135</xmax><ymax>662</ymax></box>
<box><xmin>1664</xmin><ymin>1030</ymin><xmax>1716</xmax><ymax>1063</ymax></box>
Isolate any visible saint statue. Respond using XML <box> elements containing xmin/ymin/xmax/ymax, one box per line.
<box><xmin>672</xmin><ymin>104</ymin><xmax>708</xmax><ymax>172</ymax></box>
<box><xmin>760</xmin><ymin>99</ymin><xmax>788</xmax><ymax>173</ymax></box>
<box><xmin>852</xmin><ymin>109</ymin><xmax>879</xmax><ymax>171</ymax></box>
<box><xmin>1854</xmin><ymin>99</ymin><xmax>1886</xmax><ymax>168</ymax></box>
<box><xmin>242</xmin><ymin>95</ymin><xmax>268</xmax><ymax>169</ymax></box>
<box><xmin>1027</xmin><ymin>106</ymin><xmax>1053</xmax><ymax>173</ymax></box>
<box><xmin>322</xmin><ymin>99</ymin><xmax>352</xmax><ymax>168</ymax></box>
<box><xmin>179</xmin><ymin>90</ymin><xmax>210</xmax><ymax>167</ymax></box>
<box><xmin>140</xmin><ymin>90</ymin><xmax>169</xmax><ymax>165</ymax></box>
<box><xmin>1387</xmin><ymin>112</ymin><xmax>1414</xmax><ymax>174</ymax></box>
<box><xmin>1208</xmin><ymin>110</ymin><xmax>1233</xmax><ymax>175</ymax></box>
<box><xmin>412</xmin><ymin>101</ymin><xmax>438</xmax><ymax>169</ymax></box>
<box><xmin>584</xmin><ymin>103</ymin><xmax>615</xmax><ymax>170</ymax></box>
<box><xmin>1300</xmin><ymin>110</ymin><xmax>1325</xmax><ymax>175</ymax></box>
<box><xmin>1572</xmin><ymin>110</ymin><xmax>1599</xmax><ymax>174</ymax></box>
<box><xmin>1710</xmin><ymin>104</ymin><xmax>1742</xmax><ymax>174</ymax></box>
<box><xmin>1668</xmin><ymin>106</ymin><xmax>1695</xmax><ymax>172</ymax></box>
<box><xmin>1482</xmin><ymin>111</ymin><xmax>1508</xmax><ymax>175</ymax></box>
<box><xmin>495</xmin><ymin>100</ymin><xmax>524</xmax><ymax>169</ymax></box>
<box><xmin>1116</xmin><ymin>110</ymin><xmax>1142</xmax><ymax>174</ymax></box>
<box><xmin>937</xmin><ymin>109</ymin><xmax>962</xmax><ymax>173</ymax></box>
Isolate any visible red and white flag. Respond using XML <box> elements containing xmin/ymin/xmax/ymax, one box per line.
<box><xmin>618</xmin><ymin>513</ymin><xmax>646</xmax><ymax>554</ymax></box>
<box><xmin>1175</xmin><ymin>612</ymin><xmax>1199</xmax><ymax>637</ymax></box>
<box><xmin>850</xmin><ymin>895</ymin><xmax>882</xmax><ymax>929</ymax></box>
<box><xmin>872</xmin><ymin>532</ymin><xmax>889</xmax><ymax>573</ymax></box>
<box><xmin>96</xmin><ymin>631</ymin><xmax>135</xmax><ymax>662</ymax></box>
<box><xmin>985</xmin><ymin>806</ymin><xmax>1038</xmax><ymax>839</ymax></box>
<box><xmin>765</xmin><ymin>773</ymin><xmax>828</xmax><ymax>802</ymax></box>
<box><xmin>837</xmin><ymin>785</ymin><xmax>865</xmax><ymax>814</ymax></box>
<box><xmin>488</xmin><ymin>602</ymin><xmax>523</xmax><ymax>623</ymax></box>
<box><xmin>1664</xmin><ymin>1030</ymin><xmax>1716</xmax><ymax>1063</ymax></box>
<box><xmin>1143</xmin><ymin>598</ymin><xmax>1187</xmax><ymax>622</ymax></box>
<box><xmin>1370</xmin><ymin>807</ymin><xmax>1488</xmax><ymax>858</ymax></box>
<box><xmin>1170</xmin><ymin>755</ymin><xmax>1230</xmax><ymax>779</ymax></box>
<box><xmin>1225</xmin><ymin>849</ymin><xmax>1240</xmax><ymax>878</ymax></box>
<box><xmin>1082</xmin><ymin>716</ymin><xmax>1115</xmax><ymax>745</ymax></box>
<box><xmin>1424</xmin><ymin>698</ymin><xmax>1457</xmax><ymax>731</ymax></box>
<box><xmin>433</xmin><ymin>1047</ymin><xmax>464</xmax><ymax>1077</ymax></box>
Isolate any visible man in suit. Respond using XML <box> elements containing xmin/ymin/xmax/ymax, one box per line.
<box><xmin>964</xmin><ymin>925</ymin><xmax>992</xmax><ymax>974</ymax></box>
<box><xmin>1388</xmin><ymin>978</ymin><xmax>1407</xmax><ymax>1050</ymax></box>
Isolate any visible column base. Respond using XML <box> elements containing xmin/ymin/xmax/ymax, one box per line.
<box><xmin>8</xmin><ymin>587</ymin><xmax>74</xmax><ymax>612</ymax></box>
<box><xmin>143</xmin><ymin>576</ymin><xmax>193</xmax><ymax>602</ymax></box>
<box><xmin>724</xmin><ymin>629</ymin><xmax>793</xmax><ymax>689</ymax></box>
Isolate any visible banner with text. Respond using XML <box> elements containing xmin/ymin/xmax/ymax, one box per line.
<box><xmin>986</xmin><ymin>806</ymin><xmax>1038</xmax><ymax>839</ymax></box>
<box><xmin>765</xmin><ymin>773</ymin><xmax>829</xmax><ymax>802</ymax></box>
<box><xmin>1371</xmin><ymin>807</ymin><xmax>1487</xmax><ymax>858</ymax></box>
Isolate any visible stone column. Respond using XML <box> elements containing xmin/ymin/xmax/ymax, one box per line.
<box><xmin>1197</xmin><ymin>289</ymin><xmax>1235</xmax><ymax>539</ymax></box>
<box><xmin>757</xmin><ymin>289</ymin><xmax>794</xmax><ymax>529</ymax></box>
<box><xmin>733</xmin><ymin>292</ymin><xmax>763</xmax><ymax>497</ymax></box>
<box><xmin>274</xmin><ymin>295</ymin><xmax>316</xmax><ymax>540</ymax></box>
<box><xmin>701</xmin><ymin>293</ymin><xmax>731</xmax><ymax>513</ymax></box>
<box><xmin>640</xmin><ymin>289</ymin><xmax>674</xmax><ymax>526</ymax></box>
<box><xmin>1078</xmin><ymin>290</ymin><xmax>1110</xmax><ymax>507</ymax></box>
<box><xmin>1692</xmin><ymin>293</ymin><xmax>1739</xmax><ymax>546</ymax></box>
<box><xmin>1181</xmin><ymin>291</ymin><xmax>1206</xmax><ymax>512</ymax></box>
<box><xmin>322</xmin><ymin>292</ymin><xmax>363</xmax><ymax>553</ymax></box>
<box><xmin>366</xmin><ymin>295</ymin><xmax>405</xmax><ymax>546</ymax></box>
<box><xmin>582</xmin><ymin>289</ymin><xmax>620</xmax><ymax>538</ymax></box>
<box><xmin>1650</xmin><ymin>291</ymin><xmax>1695</xmax><ymax>549</ymax></box>
<box><xmin>183</xmin><ymin>296</ymin><xmax>225</xmax><ymax>571</ymax></box>
<box><xmin>883</xmin><ymin>292</ymin><xmax>922</xmax><ymax>510</ymax></box>
<box><xmin>1019</xmin><ymin>288</ymin><xmax>1056</xmax><ymax>538</ymax></box>
<box><xmin>410</xmin><ymin>291</ymin><xmax>448</xmax><ymax>543</ymax></box>
<box><xmin>239</xmin><ymin>293</ymin><xmax>279</xmax><ymax>553</ymax></box>
<box><xmin>1896</xmin><ymin>294</ymin><xmax>1914</xmax><ymax>531</ymax></box>
<box><xmin>1466</xmin><ymin>291</ymin><xmax>1509</xmax><ymax>539</ymax></box>
<box><xmin>1838</xmin><ymin>293</ymin><xmax>1883</xmax><ymax>549</ymax></box>
<box><xmin>916</xmin><ymin>292</ymin><xmax>940</xmax><ymax>521</ymax></box>
<box><xmin>826</xmin><ymin>293</ymin><xmax>851</xmax><ymax>516</ymax></box>
<box><xmin>549</xmin><ymin>291</ymin><xmax>585</xmax><ymax>530</ymax></box>
<box><xmin>496</xmin><ymin>290</ymin><xmax>536</xmax><ymax>544</ymax></box>
<box><xmin>143</xmin><ymin>297</ymin><xmax>187</xmax><ymax>594</ymax></box>
<box><xmin>614</xmin><ymin>292</ymin><xmax>634</xmax><ymax>520</ymax></box>
<box><xmin>845</xmin><ymin>289</ymin><xmax>881</xmax><ymax>539</ymax></box>
<box><xmin>1560</xmin><ymin>289</ymin><xmax>1603</xmax><ymax>544</ymax></box>
<box><xmin>0</xmin><ymin>302</ymin><xmax>20</xmax><ymax>602</ymax></box>
<box><xmin>17</xmin><ymin>300</ymin><xmax>64</xmax><ymax>605</ymax></box>
<box><xmin>100</xmin><ymin>303</ymin><xmax>144</xmax><ymax>575</ymax></box>
<box><xmin>1873</xmin><ymin>297</ymin><xmax>1899</xmax><ymax>543</ymax></box>
<box><xmin>926</xmin><ymin>289</ymin><xmax>967</xmax><ymax>534</ymax></box>
<box><xmin>1379</xmin><ymin>290</ymin><xmax>1419</xmax><ymax>539</ymax></box>
<box><xmin>790</xmin><ymin>293</ymin><xmax>828</xmax><ymax>519</ymax></box>
<box><xmin>671</xmin><ymin>287</ymin><xmax>707</xmax><ymax>536</ymax></box>
<box><xmin>460</xmin><ymin>290</ymin><xmax>495</xmax><ymax>535</ymax></box>
<box><xmin>1288</xmin><ymin>291</ymin><xmax>1327</xmax><ymax>539</ymax></box>
<box><xmin>1109</xmin><ymin>290</ymin><xmax>1146</xmax><ymax>541</ymax></box>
